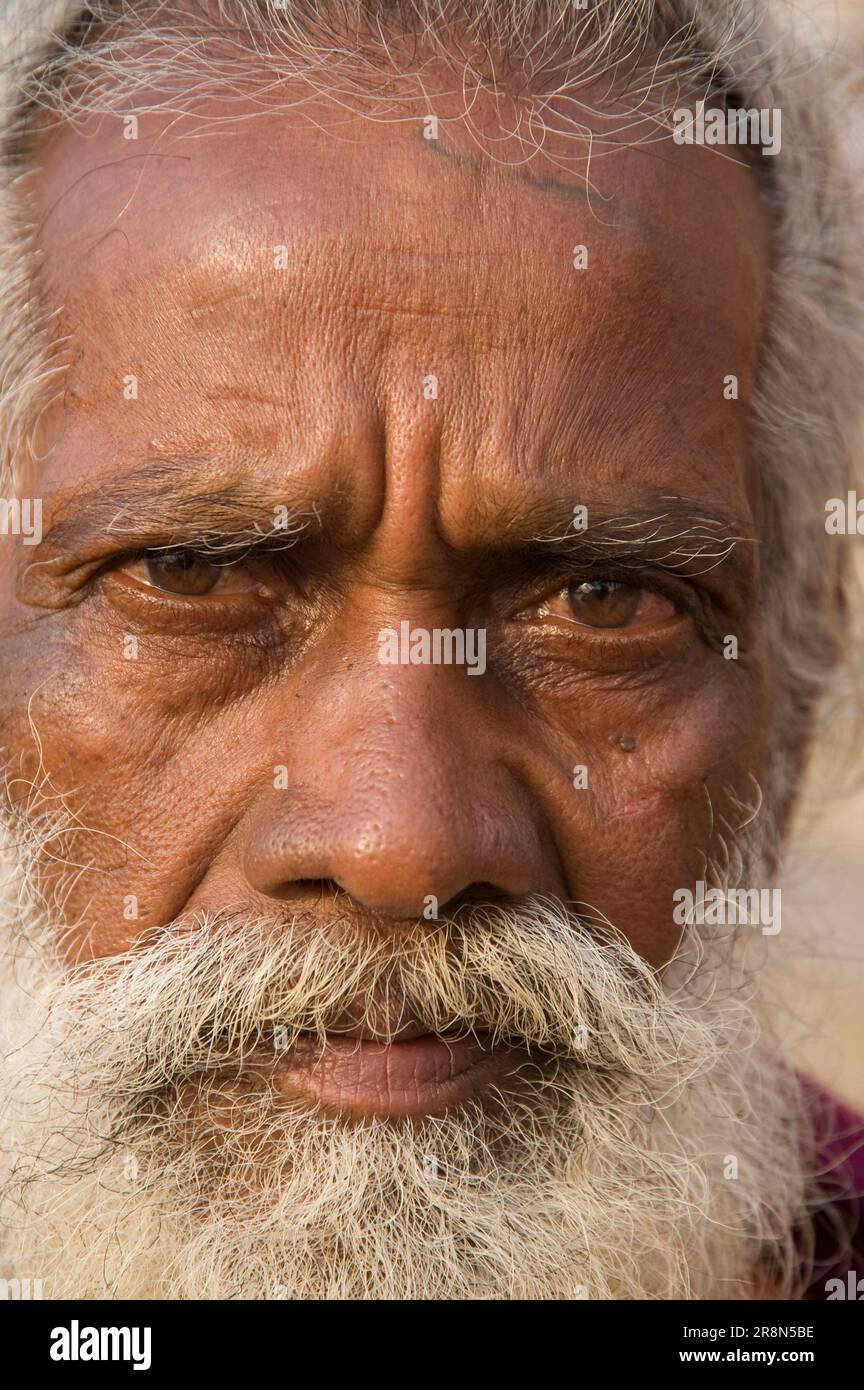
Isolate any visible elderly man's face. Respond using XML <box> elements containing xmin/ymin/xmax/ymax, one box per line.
<box><xmin>0</xmin><ymin>83</ymin><xmax>769</xmax><ymax>1123</ymax></box>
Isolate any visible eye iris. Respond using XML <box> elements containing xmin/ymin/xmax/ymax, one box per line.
<box><xmin>145</xmin><ymin>550</ymin><xmax>221</xmax><ymax>596</ymax></box>
<box><xmin>566</xmin><ymin>579</ymin><xmax>640</xmax><ymax>628</ymax></box>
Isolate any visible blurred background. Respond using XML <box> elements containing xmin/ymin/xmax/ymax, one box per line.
<box><xmin>770</xmin><ymin>1</ymin><xmax>864</xmax><ymax>1108</ymax></box>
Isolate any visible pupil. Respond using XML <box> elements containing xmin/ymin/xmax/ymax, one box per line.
<box><xmin>578</xmin><ymin>581</ymin><xmax>616</xmax><ymax>600</ymax></box>
<box><xmin>146</xmin><ymin>550</ymin><xmax>220</xmax><ymax>595</ymax></box>
<box><xmin>567</xmin><ymin>579</ymin><xmax>639</xmax><ymax>628</ymax></box>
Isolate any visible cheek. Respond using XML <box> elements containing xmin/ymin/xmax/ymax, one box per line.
<box><xmin>518</xmin><ymin>666</ymin><xmax>772</xmax><ymax>966</ymax></box>
<box><xmin>0</xmin><ymin>615</ymin><xmax>164</xmax><ymax>796</ymax></box>
<box><xmin>0</xmin><ymin>625</ymin><xmax>259</xmax><ymax>959</ymax></box>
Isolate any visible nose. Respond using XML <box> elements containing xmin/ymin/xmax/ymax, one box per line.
<box><xmin>241</xmin><ymin>664</ymin><xmax>551</xmax><ymax>920</ymax></box>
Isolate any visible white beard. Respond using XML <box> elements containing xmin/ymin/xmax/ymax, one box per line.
<box><xmin>0</xmin><ymin>826</ymin><xmax>809</xmax><ymax>1301</ymax></box>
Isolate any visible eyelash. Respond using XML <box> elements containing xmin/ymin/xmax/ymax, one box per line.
<box><xmin>102</xmin><ymin>546</ymin><xmax>711</xmax><ymax>652</ymax></box>
<box><xmin>518</xmin><ymin>561</ymin><xmax>697</xmax><ymax>615</ymax></box>
<box><xmin>103</xmin><ymin>541</ymin><xmax>300</xmax><ymax>585</ymax></box>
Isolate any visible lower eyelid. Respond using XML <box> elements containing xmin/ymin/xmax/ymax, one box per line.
<box><xmin>99</xmin><ymin>571</ymin><xmax>282</xmax><ymax>639</ymax></box>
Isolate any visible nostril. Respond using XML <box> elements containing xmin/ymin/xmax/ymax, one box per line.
<box><xmin>269</xmin><ymin>878</ymin><xmax>342</xmax><ymax>902</ymax></box>
<box><xmin>444</xmin><ymin>882</ymin><xmax>514</xmax><ymax>914</ymax></box>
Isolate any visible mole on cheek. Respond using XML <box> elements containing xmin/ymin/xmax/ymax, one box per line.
<box><xmin>610</xmin><ymin>733</ymin><xmax>637</xmax><ymax>752</ymax></box>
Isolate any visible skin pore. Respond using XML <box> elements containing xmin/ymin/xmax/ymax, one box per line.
<box><xmin>0</xmin><ymin>66</ymin><xmax>773</xmax><ymax>1118</ymax></box>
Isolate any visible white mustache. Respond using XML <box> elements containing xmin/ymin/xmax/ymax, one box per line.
<box><xmin>33</xmin><ymin>896</ymin><xmax>724</xmax><ymax>1100</ymax></box>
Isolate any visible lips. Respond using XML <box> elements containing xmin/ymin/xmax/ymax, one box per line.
<box><xmin>251</xmin><ymin>1030</ymin><xmax>528</xmax><ymax>1117</ymax></box>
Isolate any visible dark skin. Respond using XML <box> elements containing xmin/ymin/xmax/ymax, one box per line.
<box><xmin>0</xmin><ymin>77</ymin><xmax>771</xmax><ymax>1020</ymax></box>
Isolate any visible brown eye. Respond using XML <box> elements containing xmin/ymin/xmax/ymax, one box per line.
<box><xmin>540</xmin><ymin>579</ymin><xmax>677</xmax><ymax>630</ymax></box>
<box><xmin>143</xmin><ymin>550</ymin><xmax>224</xmax><ymax>596</ymax></box>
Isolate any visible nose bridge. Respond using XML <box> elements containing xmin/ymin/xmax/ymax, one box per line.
<box><xmin>241</xmin><ymin>656</ymin><xmax>543</xmax><ymax>917</ymax></box>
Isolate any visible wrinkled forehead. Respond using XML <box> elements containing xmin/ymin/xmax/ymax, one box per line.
<box><xmin>18</xmin><ymin>64</ymin><xmax>771</xmax><ymax>534</ymax></box>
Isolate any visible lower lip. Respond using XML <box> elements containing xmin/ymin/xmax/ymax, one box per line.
<box><xmin>260</xmin><ymin>1033</ymin><xmax>526</xmax><ymax>1117</ymax></box>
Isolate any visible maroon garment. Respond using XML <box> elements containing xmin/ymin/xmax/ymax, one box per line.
<box><xmin>800</xmin><ymin>1077</ymin><xmax>864</xmax><ymax>1299</ymax></box>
